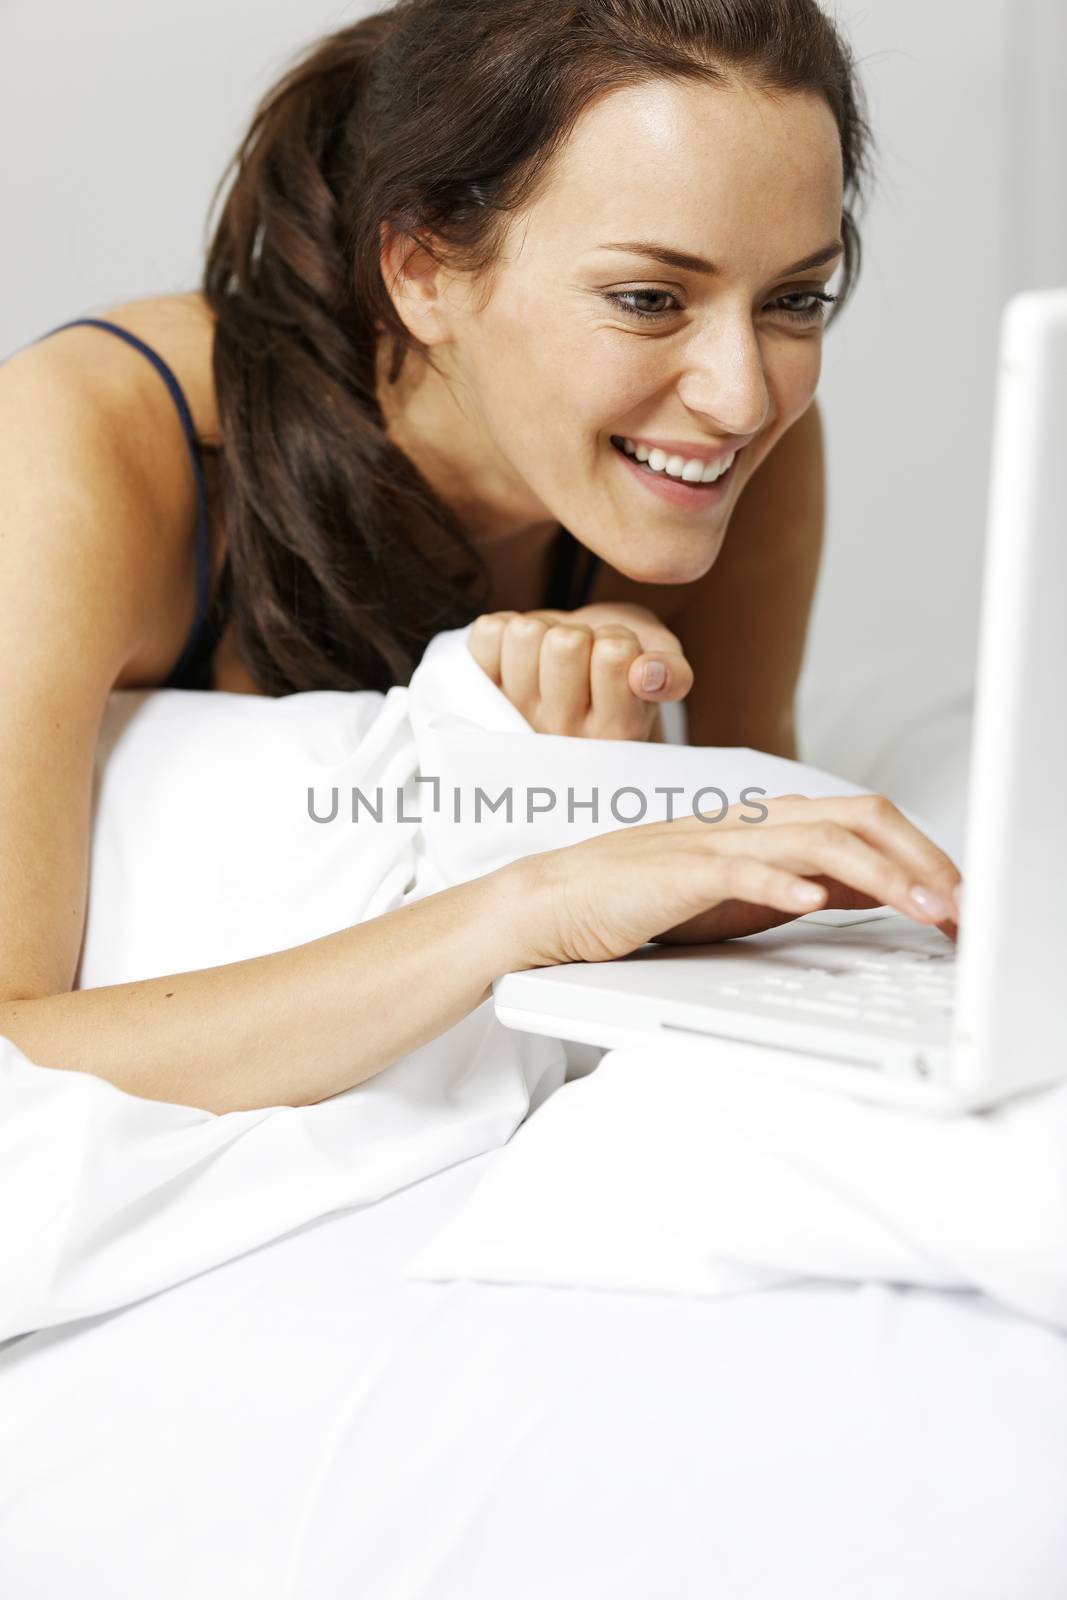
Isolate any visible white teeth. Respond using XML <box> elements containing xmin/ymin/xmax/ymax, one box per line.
<box><xmin>615</xmin><ymin>437</ymin><xmax>736</xmax><ymax>485</ymax></box>
<box><xmin>702</xmin><ymin>451</ymin><xmax>735</xmax><ymax>483</ymax></box>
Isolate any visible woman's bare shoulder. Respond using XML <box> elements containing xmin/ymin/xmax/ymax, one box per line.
<box><xmin>21</xmin><ymin>291</ymin><xmax>220</xmax><ymax>446</ymax></box>
<box><xmin>3</xmin><ymin>292</ymin><xmax>228</xmax><ymax>689</ymax></box>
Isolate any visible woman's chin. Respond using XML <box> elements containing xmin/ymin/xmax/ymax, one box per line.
<box><xmin>599</xmin><ymin>531</ymin><xmax>725</xmax><ymax>588</ymax></box>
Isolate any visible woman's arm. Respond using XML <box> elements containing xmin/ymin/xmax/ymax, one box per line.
<box><xmin>0</xmin><ymin>343</ymin><xmax>535</xmax><ymax>1115</ymax></box>
<box><xmin>0</xmin><ymin>336</ymin><xmax>699</xmax><ymax>1120</ymax></box>
<box><xmin>1</xmin><ymin>869</ymin><xmax>536</xmax><ymax>1115</ymax></box>
<box><xmin>670</xmin><ymin>398</ymin><xmax>826</xmax><ymax>757</ymax></box>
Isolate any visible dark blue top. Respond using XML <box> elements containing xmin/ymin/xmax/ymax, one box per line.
<box><xmin>543</xmin><ymin>520</ymin><xmax>600</xmax><ymax>611</ymax></box>
<box><xmin>28</xmin><ymin>318</ymin><xmax>601</xmax><ymax>685</ymax></box>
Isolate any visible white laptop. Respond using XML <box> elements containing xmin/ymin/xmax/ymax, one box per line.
<box><xmin>494</xmin><ymin>288</ymin><xmax>1067</xmax><ymax>1114</ymax></box>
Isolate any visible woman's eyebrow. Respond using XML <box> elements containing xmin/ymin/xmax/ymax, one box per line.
<box><xmin>591</xmin><ymin>239</ymin><xmax>845</xmax><ymax>276</ymax></box>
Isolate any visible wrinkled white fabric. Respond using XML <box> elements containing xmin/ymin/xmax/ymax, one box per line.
<box><xmin>0</xmin><ymin>624</ymin><xmax>986</xmax><ymax>1342</ymax></box>
<box><xmin>407</xmin><ymin>1044</ymin><xmax>1067</xmax><ymax>1331</ymax></box>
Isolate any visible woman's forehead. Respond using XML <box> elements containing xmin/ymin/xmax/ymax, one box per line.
<box><xmin>508</xmin><ymin>80</ymin><xmax>843</xmax><ymax>269</ymax></box>
<box><xmin>558</xmin><ymin>78</ymin><xmax>837</xmax><ymax>174</ymax></box>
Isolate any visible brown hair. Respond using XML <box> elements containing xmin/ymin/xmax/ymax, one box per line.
<box><xmin>202</xmin><ymin>0</ymin><xmax>874</xmax><ymax>695</ymax></box>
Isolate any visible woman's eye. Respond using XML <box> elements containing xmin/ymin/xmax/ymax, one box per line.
<box><xmin>604</xmin><ymin>290</ymin><xmax>681</xmax><ymax>322</ymax></box>
<box><xmin>771</xmin><ymin>290</ymin><xmax>839</xmax><ymax>324</ymax></box>
<box><xmin>604</xmin><ymin>287</ymin><xmax>839</xmax><ymax>326</ymax></box>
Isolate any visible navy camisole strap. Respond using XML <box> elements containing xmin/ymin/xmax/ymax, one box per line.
<box><xmin>543</xmin><ymin>527</ymin><xmax>600</xmax><ymax>610</ymax></box>
<box><xmin>34</xmin><ymin>318</ymin><xmax>214</xmax><ymax>689</ymax></box>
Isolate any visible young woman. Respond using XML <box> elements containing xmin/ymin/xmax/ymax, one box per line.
<box><xmin>0</xmin><ymin>0</ymin><xmax>961</xmax><ymax>1113</ymax></box>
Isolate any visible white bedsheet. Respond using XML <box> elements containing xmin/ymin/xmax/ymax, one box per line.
<box><xmin>5</xmin><ymin>625</ymin><xmax>1065</xmax><ymax>1595</ymax></box>
<box><xmin>2</xmin><ymin>1147</ymin><xmax>1066</xmax><ymax>1600</ymax></box>
<box><xmin>409</xmin><ymin>1044</ymin><xmax>1067</xmax><ymax>1330</ymax></box>
<box><xmin>0</xmin><ymin>625</ymin><xmax>910</xmax><ymax>1344</ymax></box>
<box><xmin>4</xmin><ymin>624</ymin><xmax>1061</xmax><ymax>1345</ymax></box>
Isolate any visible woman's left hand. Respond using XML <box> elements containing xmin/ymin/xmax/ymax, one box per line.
<box><xmin>466</xmin><ymin>601</ymin><xmax>694</xmax><ymax>740</ymax></box>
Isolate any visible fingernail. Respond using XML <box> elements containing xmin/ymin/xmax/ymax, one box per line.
<box><xmin>642</xmin><ymin>661</ymin><xmax>667</xmax><ymax>692</ymax></box>
<box><xmin>908</xmin><ymin>884</ymin><xmax>952</xmax><ymax>921</ymax></box>
<box><xmin>952</xmin><ymin>881</ymin><xmax>964</xmax><ymax>919</ymax></box>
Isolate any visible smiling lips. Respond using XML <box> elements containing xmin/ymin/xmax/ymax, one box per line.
<box><xmin>610</xmin><ymin>434</ymin><xmax>736</xmax><ymax>484</ymax></box>
<box><xmin>608</xmin><ymin>436</ymin><xmax>738</xmax><ymax>512</ymax></box>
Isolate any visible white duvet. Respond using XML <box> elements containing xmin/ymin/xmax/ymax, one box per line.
<box><xmin>5</xmin><ymin>1149</ymin><xmax>1067</xmax><ymax>1600</ymax></box>
<box><xmin>1</xmin><ymin>625</ymin><xmax>1064</xmax><ymax>1344</ymax></box>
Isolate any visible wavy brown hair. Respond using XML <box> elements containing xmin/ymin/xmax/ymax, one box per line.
<box><xmin>201</xmin><ymin>0</ymin><xmax>874</xmax><ymax>695</ymax></box>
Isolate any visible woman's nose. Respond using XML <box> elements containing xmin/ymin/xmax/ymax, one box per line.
<box><xmin>676</xmin><ymin>316</ymin><xmax>770</xmax><ymax>438</ymax></box>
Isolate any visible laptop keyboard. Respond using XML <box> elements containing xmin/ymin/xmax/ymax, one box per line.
<box><xmin>708</xmin><ymin>947</ymin><xmax>956</xmax><ymax>1034</ymax></box>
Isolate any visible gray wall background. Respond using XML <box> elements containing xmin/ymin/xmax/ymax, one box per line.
<box><xmin>3</xmin><ymin>0</ymin><xmax>1065</xmax><ymax>734</ymax></box>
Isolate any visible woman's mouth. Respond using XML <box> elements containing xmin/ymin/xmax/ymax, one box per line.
<box><xmin>608</xmin><ymin>436</ymin><xmax>737</xmax><ymax>509</ymax></box>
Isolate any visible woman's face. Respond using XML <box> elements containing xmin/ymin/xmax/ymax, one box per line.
<box><xmin>384</xmin><ymin>76</ymin><xmax>844</xmax><ymax>585</ymax></box>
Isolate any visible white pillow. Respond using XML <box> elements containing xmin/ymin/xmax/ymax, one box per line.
<box><xmin>76</xmin><ymin>683</ymin><xmax>420</xmax><ymax>989</ymax></box>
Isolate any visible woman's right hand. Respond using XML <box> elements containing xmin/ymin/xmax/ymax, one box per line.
<box><xmin>512</xmin><ymin>792</ymin><xmax>963</xmax><ymax>968</ymax></box>
<box><xmin>467</xmin><ymin>603</ymin><xmax>693</xmax><ymax>741</ymax></box>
